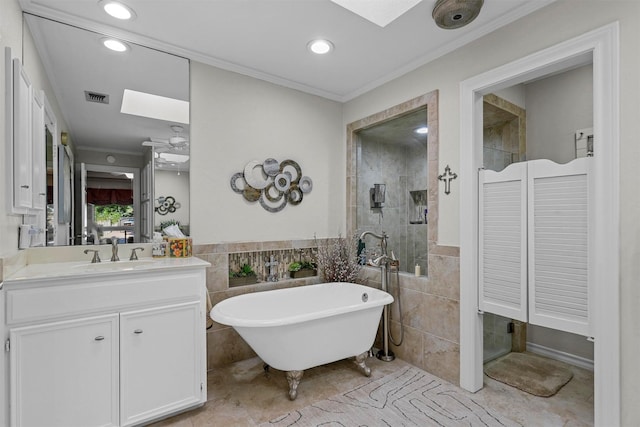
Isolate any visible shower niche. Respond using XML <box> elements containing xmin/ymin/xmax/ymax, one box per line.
<box><xmin>409</xmin><ymin>190</ymin><xmax>427</xmax><ymax>224</ymax></box>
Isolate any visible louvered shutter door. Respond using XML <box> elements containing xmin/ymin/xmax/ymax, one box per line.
<box><xmin>528</xmin><ymin>158</ymin><xmax>591</xmax><ymax>336</ymax></box>
<box><xmin>478</xmin><ymin>163</ymin><xmax>528</xmax><ymax>322</ymax></box>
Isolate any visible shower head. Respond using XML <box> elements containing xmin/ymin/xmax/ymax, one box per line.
<box><xmin>432</xmin><ymin>0</ymin><xmax>484</xmax><ymax>30</ymax></box>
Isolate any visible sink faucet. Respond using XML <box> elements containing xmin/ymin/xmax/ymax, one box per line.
<box><xmin>84</xmin><ymin>249</ymin><xmax>101</xmax><ymax>263</ymax></box>
<box><xmin>111</xmin><ymin>237</ymin><xmax>119</xmax><ymax>261</ymax></box>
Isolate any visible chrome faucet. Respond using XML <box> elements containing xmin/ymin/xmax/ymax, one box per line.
<box><xmin>359</xmin><ymin>231</ymin><xmax>388</xmax><ymax>257</ymax></box>
<box><xmin>129</xmin><ymin>247</ymin><xmax>144</xmax><ymax>261</ymax></box>
<box><xmin>110</xmin><ymin>237</ymin><xmax>119</xmax><ymax>261</ymax></box>
<box><xmin>84</xmin><ymin>249</ymin><xmax>101</xmax><ymax>263</ymax></box>
<box><xmin>370</xmin><ymin>254</ymin><xmax>389</xmax><ymax>266</ymax></box>
<box><xmin>359</xmin><ymin>230</ymin><xmax>395</xmax><ymax>362</ymax></box>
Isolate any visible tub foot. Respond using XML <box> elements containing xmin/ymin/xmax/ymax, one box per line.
<box><xmin>354</xmin><ymin>351</ymin><xmax>372</xmax><ymax>377</ymax></box>
<box><xmin>286</xmin><ymin>370</ymin><xmax>304</xmax><ymax>400</ymax></box>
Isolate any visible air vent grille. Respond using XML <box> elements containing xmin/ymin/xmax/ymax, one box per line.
<box><xmin>84</xmin><ymin>91</ymin><xmax>109</xmax><ymax>104</ymax></box>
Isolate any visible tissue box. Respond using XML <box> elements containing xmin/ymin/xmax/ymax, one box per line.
<box><xmin>152</xmin><ymin>242</ymin><xmax>168</xmax><ymax>258</ymax></box>
<box><xmin>165</xmin><ymin>237</ymin><xmax>192</xmax><ymax>258</ymax></box>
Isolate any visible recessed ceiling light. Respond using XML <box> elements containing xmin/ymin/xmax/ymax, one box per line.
<box><xmin>307</xmin><ymin>39</ymin><xmax>334</xmax><ymax>55</ymax></box>
<box><xmin>99</xmin><ymin>0</ymin><xmax>136</xmax><ymax>20</ymax></box>
<box><xmin>415</xmin><ymin>126</ymin><xmax>428</xmax><ymax>135</ymax></box>
<box><xmin>102</xmin><ymin>38</ymin><xmax>129</xmax><ymax>52</ymax></box>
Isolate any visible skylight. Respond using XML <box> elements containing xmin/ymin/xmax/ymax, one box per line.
<box><xmin>330</xmin><ymin>0</ymin><xmax>422</xmax><ymax>27</ymax></box>
<box><xmin>121</xmin><ymin>89</ymin><xmax>189</xmax><ymax>124</ymax></box>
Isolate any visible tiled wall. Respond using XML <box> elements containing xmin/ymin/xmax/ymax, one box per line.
<box><xmin>228</xmin><ymin>247</ymin><xmax>316</xmax><ymax>283</ymax></box>
<box><xmin>357</xmin><ymin>127</ymin><xmax>429</xmax><ymax>275</ymax></box>
<box><xmin>196</xmin><ymin>239</ymin><xmax>460</xmax><ymax>386</ymax></box>
<box><xmin>359</xmin><ymin>245</ymin><xmax>460</xmax><ymax>385</ymax></box>
<box><xmin>345</xmin><ymin>91</ymin><xmax>462</xmax><ymax>385</ymax></box>
<box><xmin>194</xmin><ymin>239</ymin><xmax>322</xmax><ymax>369</ymax></box>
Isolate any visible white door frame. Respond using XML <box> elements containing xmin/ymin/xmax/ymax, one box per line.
<box><xmin>83</xmin><ymin>163</ymin><xmax>141</xmax><ymax>244</ymax></box>
<box><xmin>459</xmin><ymin>23</ymin><xmax>619</xmax><ymax>425</ymax></box>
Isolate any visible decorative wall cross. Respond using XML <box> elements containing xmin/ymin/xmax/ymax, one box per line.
<box><xmin>265</xmin><ymin>255</ymin><xmax>279</xmax><ymax>282</ymax></box>
<box><xmin>438</xmin><ymin>165</ymin><xmax>458</xmax><ymax>195</ymax></box>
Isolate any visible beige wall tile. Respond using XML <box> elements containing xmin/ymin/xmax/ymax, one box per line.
<box><xmin>422</xmin><ymin>333</ymin><xmax>460</xmax><ymax>385</ymax></box>
<box><xmin>390</xmin><ymin>322</ymin><xmax>423</xmax><ymax>368</ymax></box>
<box><xmin>207</xmin><ymin>327</ymin><xmax>256</xmax><ymax>369</ymax></box>
<box><xmin>426</xmin><ymin>254</ymin><xmax>460</xmax><ymax>301</ymax></box>
<box><xmin>396</xmin><ymin>288</ymin><xmax>426</xmax><ymax>331</ymax></box>
<box><xmin>202</xmin><ymin>253</ymin><xmax>229</xmax><ymax>292</ymax></box>
<box><xmin>423</xmin><ymin>295</ymin><xmax>460</xmax><ymax>343</ymax></box>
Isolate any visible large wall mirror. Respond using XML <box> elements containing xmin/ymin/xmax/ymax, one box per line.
<box><xmin>24</xmin><ymin>13</ymin><xmax>190</xmax><ymax>246</ymax></box>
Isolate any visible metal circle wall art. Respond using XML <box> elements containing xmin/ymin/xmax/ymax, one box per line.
<box><xmin>155</xmin><ymin>196</ymin><xmax>181</xmax><ymax>215</ymax></box>
<box><xmin>230</xmin><ymin>159</ymin><xmax>313</xmax><ymax>212</ymax></box>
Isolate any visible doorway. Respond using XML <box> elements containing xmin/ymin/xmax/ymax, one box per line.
<box><xmin>78</xmin><ymin>164</ymin><xmax>141</xmax><ymax>245</ymax></box>
<box><xmin>459</xmin><ymin>23</ymin><xmax>619</xmax><ymax>425</ymax></box>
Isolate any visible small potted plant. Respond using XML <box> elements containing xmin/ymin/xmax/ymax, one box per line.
<box><xmin>288</xmin><ymin>260</ymin><xmax>318</xmax><ymax>279</ymax></box>
<box><xmin>229</xmin><ymin>263</ymin><xmax>258</xmax><ymax>287</ymax></box>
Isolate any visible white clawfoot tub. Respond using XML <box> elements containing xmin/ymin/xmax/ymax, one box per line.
<box><xmin>210</xmin><ymin>282</ymin><xmax>393</xmax><ymax>400</ymax></box>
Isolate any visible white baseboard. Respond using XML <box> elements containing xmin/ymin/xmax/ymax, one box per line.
<box><xmin>526</xmin><ymin>342</ymin><xmax>594</xmax><ymax>371</ymax></box>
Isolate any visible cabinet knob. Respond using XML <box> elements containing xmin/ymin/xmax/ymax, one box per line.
<box><xmin>20</xmin><ymin>185</ymin><xmax>30</xmax><ymax>189</ymax></box>
<box><xmin>94</xmin><ymin>336</ymin><xmax>105</xmax><ymax>341</ymax></box>
<box><xmin>134</xmin><ymin>329</ymin><xmax>143</xmax><ymax>334</ymax></box>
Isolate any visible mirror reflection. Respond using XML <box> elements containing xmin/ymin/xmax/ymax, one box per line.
<box><xmin>24</xmin><ymin>13</ymin><xmax>190</xmax><ymax>246</ymax></box>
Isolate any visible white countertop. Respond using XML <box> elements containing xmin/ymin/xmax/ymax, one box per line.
<box><xmin>3</xmin><ymin>256</ymin><xmax>210</xmax><ymax>284</ymax></box>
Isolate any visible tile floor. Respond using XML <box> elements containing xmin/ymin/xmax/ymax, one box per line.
<box><xmin>150</xmin><ymin>355</ymin><xmax>594</xmax><ymax>426</ymax></box>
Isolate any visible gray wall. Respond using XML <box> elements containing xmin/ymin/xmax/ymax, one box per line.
<box><xmin>526</xmin><ymin>64</ymin><xmax>593</xmax><ymax>163</ymax></box>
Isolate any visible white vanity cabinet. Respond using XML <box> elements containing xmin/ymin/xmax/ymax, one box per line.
<box><xmin>2</xmin><ymin>259</ymin><xmax>209</xmax><ymax>427</ymax></box>
<box><xmin>10</xmin><ymin>314</ymin><xmax>120</xmax><ymax>427</ymax></box>
<box><xmin>120</xmin><ymin>302</ymin><xmax>201</xmax><ymax>426</ymax></box>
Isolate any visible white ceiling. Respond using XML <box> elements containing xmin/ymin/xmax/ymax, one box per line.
<box><xmin>20</xmin><ymin>0</ymin><xmax>554</xmax><ymax>102</ymax></box>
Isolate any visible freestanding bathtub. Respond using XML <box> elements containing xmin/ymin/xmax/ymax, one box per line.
<box><xmin>210</xmin><ymin>282</ymin><xmax>393</xmax><ymax>399</ymax></box>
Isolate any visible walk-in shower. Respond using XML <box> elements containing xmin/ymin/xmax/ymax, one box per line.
<box><xmin>355</xmin><ymin>107</ymin><xmax>429</xmax><ymax>276</ymax></box>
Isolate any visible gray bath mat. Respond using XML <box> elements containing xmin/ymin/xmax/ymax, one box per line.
<box><xmin>484</xmin><ymin>352</ymin><xmax>573</xmax><ymax>397</ymax></box>
<box><xmin>260</xmin><ymin>367</ymin><xmax>519</xmax><ymax>426</ymax></box>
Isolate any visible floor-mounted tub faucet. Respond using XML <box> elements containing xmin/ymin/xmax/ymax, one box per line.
<box><xmin>359</xmin><ymin>230</ymin><xmax>395</xmax><ymax>362</ymax></box>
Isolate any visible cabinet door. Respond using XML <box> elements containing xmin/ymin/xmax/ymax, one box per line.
<box><xmin>120</xmin><ymin>301</ymin><xmax>203</xmax><ymax>426</ymax></box>
<box><xmin>9</xmin><ymin>314</ymin><xmax>119</xmax><ymax>427</ymax></box>
<box><xmin>31</xmin><ymin>90</ymin><xmax>46</xmax><ymax>210</ymax></box>
<box><xmin>12</xmin><ymin>58</ymin><xmax>33</xmax><ymax>210</ymax></box>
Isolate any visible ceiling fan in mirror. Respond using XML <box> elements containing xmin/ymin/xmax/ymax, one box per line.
<box><xmin>142</xmin><ymin>125</ymin><xmax>190</xmax><ymax>171</ymax></box>
<box><xmin>142</xmin><ymin>125</ymin><xmax>189</xmax><ymax>153</ymax></box>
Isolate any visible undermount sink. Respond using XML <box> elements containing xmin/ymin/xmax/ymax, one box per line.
<box><xmin>73</xmin><ymin>260</ymin><xmax>156</xmax><ymax>272</ymax></box>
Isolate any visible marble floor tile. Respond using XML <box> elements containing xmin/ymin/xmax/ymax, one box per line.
<box><xmin>149</xmin><ymin>354</ymin><xmax>593</xmax><ymax>427</ymax></box>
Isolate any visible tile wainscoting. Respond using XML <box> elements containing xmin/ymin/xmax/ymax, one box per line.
<box><xmin>194</xmin><ymin>240</ymin><xmax>460</xmax><ymax>386</ymax></box>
